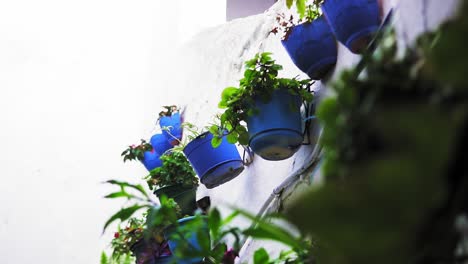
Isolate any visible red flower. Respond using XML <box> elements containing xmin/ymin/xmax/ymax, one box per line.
<box><xmin>114</xmin><ymin>232</ymin><xmax>120</xmax><ymax>239</ymax></box>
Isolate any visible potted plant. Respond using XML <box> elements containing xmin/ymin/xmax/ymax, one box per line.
<box><xmin>110</xmin><ymin>216</ymin><xmax>172</xmax><ymax>264</ymax></box>
<box><xmin>214</xmin><ymin>52</ymin><xmax>314</xmax><ymax>161</ymax></box>
<box><xmin>121</xmin><ymin>139</ymin><xmax>163</xmax><ymax>171</ymax></box>
<box><xmin>181</xmin><ymin>122</ymin><xmax>245</xmax><ymax>189</ymax></box>
<box><xmin>321</xmin><ymin>0</ymin><xmax>381</xmax><ymax>53</ymax></box>
<box><xmin>159</xmin><ymin>105</ymin><xmax>183</xmax><ymax>146</ymax></box>
<box><xmin>103</xmin><ymin>181</ymin><xmax>208</xmax><ymax>264</ymax></box>
<box><xmin>274</xmin><ymin>0</ymin><xmax>337</xmax><ymax>80</ymax></box>
<box><xmin>146</xmin><ymin>151</ymin><xmax>200</xmax><ymax>216</ymax></box>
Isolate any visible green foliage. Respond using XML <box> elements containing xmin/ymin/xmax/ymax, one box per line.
<box><xmin>145</xmin><ymin>151</ymin><xmax>198</xmax><ymax>190</ymax></box>
<box><xmin>214</xmin><ymin>52</ymin><xmax>313</xmax><ymax>147</ymax></box>
<box><xmin>287</xmin><ymin>28</ymin><xmax>468</xmax><ymax>263</ymax></box>
<box><xmin>103</xmin><ymin>180</ymin><xmax>183</xmax><ymax>262</ymax></box>
<box><xmin>121</xmin><ymin>139</ymin><xmax>153</xmax><ymax>162</ymax></box>
<box><xmin>285</xmin><ymin>0</ymin><xmax>323</xmax><ymax>20</ymax></box>
<box><xmin>235</xmin><ymin>209</ymin><xmax>312</xmax><ymax>263</ymax></box>
<box><xmin>100</xmin><ymin>251</ymin><xmax>134</xmax><ymax>264</ymax></box>
<box><xmin>167</xmin><ymin>208</ymin><xmax>242</xmax><ymax>263</ymax></box>
<box><xmin>110</xmin><ymin>217</ymin><xmax>146</xmax><ymax>260</ymax></box>
<box><xmin>425</xmin><ymin>0</ymin><xmax>468</xmax><ymax>88</ymax></box>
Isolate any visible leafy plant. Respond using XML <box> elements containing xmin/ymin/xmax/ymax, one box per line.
<box><xmin>272</xmin><ymin>1</ymin><xmax>323</xmax><ymax>40</ymax></box>
<box><xmin>285</xmin><ymin>0</ymin><xmax>323</xmax><ymax>20</ymax></box>
<box><xmin>167</xmin><ymin>208</ymin><xmax>242</xmax><ymax>264</ymax></box>
<box><xmin>103</xmin><ymin>180</ymin><xmax>183</xmax><ymax>263</ymax></box>
<box><xmin>100</xmin><ymin>251</ymin><xmax>134</xmax><ymax>264</ymax></box>
<box><xmin>121</xmin><ymin>139</ymin><xmax>153</xmax><ymax>162</ymax></box>
<box><xmin>102</xmin><ymin>180</ymin><xmax>181</xmax><ymax>233</ymax></box>
<box><xmin>110</xmin><ymin>217</ymin><xmax>146</xmax><ymax>260</ymax></box>
<box><xmin>213</xmin><ymin>52</ymin><xmax>313</xmax><ymax>147</ymax></box>
<box><xmin>158</xmin><ymin>105</ymin><xmax>178</xmax><ymax>118</ymax></box>
<box><xmin>145</xmin><ymin>151</ymin><xmax>198</xmax><ymax>191</ymax></box>
<box><xmin>286</xmin><ymin>28</ymin><xmax>468</xmax><ymax>263</ymax></box>
<box><xmin>235</xmin><ymin>209</ymin><xmax>312</xmax><ymax>264</ymax></box>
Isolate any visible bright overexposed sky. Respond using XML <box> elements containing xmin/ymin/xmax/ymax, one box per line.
<box><xmin>0</xmin><ymin>1</ymin><xmax>226</xmax><ymax>263</ymax></box>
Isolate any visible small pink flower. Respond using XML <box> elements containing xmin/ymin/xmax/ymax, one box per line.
<box><xmin>114</xmin><ymin>232</ymin><xmax>120</xmax><ymax>239</ymax></box>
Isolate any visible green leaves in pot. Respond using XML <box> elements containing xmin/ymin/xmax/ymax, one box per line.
<box><xmin>212</xmin><ymin>52</ymin><xmax>314</xmax><ymax>148</ymax></box>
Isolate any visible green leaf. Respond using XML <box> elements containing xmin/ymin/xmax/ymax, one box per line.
<box><xmin>254</xmin><ymin>248</ymin><xmax>270</xmax><ymax>264</ymax></box>
<box><xmin>286</xmin><ymin>0</ymin><xmax>294</xmax><ymax>9</ymax></box>
<box><xmin>209</xmin><ymin>208</ymin><xmax>222</xmax><ymax>239</ymax></box>
<box><xmin>211</xmin><ymin>136</ymin><xmax>222</xmax><ymax>148</ymax></box>
<box><xmin>102</xmin><ymin>204</ymin><xmax>146</xmax><ymax>233</ymax></box>
<box><xmin>105</xmin><ymin>180</ymin><xmax>148</xmax><ymax>198</ymax></box>
<box><xmin>296</xmin><ymin>0</ymin><xmax>306</xmax><ymax>18</ymax></box>
<box><xmin>100</xmin><ymin>251</ymin><xmax>108</xmax><ymax>264</ymax></box>
<box><xmin>236</xmin><ymin>209</ymin><xmax>304</xmax><ymax>250</ymax></box>
<box><xmin>226</xmin><ymin>132</ymin><xmax>238</xmax><ymax>144</ymax></box>
<box><xmin>238</xmin><ymin>130</ymin><xmax>250</xmax><ymax>146</ymax></box>
<box><xmin>104</xmin><ymin>191</ymin><xmax>133</xmax><ymax>199</ymax></box>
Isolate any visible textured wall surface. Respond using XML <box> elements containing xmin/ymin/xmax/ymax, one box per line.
<box><xmin>227</xmin><ymin>0</ymin><xmax>277</xmax><ymax>21</ymax></box>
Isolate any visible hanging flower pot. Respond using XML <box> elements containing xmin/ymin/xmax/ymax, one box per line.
<box><xmin>164</xmin><ymin>216</ymin><xmax>209</xmax><ymax>264</ymax></box>
<box><xmin>141</xmin><ymin>149</ymin><xmax>163</xmax><ymax>171</ymax></box>
<box><xmin>154</xmin><ymin>184</ymin><xmax>198</xmax><ymax>216</ymax></box>
<box><xmin>281</xmin><ymin>16</ymin><xmax>337</xmax><ymax>80</ymax></box>
<box><xmin>160</xmin><ymin>112</ymin><xmax>183</xmax><ymax>146</ymax></box>
<box><xmin>247</xmin><ymin>89</ymin><xmax>303</xmax><ymax>161</ymax></box>
<box><xmin>150</xmin><ymin>133</ymin><xmax>173</xmax><ymax>155</ymax></box>
<box><xmin>215</xmin><ymin>53</ymin><xmax>313</xmax><ymax>162</ymax></box>
<box><xmin>322</xmin><ymin>0</ymin><xmax>380</xmax><ymax>53</ymax></box>
<box><xmin>183</xmin><ymin>132</ymin><xmax>244</xmax><ymax>189</ymax></box>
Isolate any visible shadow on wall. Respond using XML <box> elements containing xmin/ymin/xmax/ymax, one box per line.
<box><xmin>227</xmin><ymin>0</ymin><xmax>277</xmax><ymax>21</ymax></box>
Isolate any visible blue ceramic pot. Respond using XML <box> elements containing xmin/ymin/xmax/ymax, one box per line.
<box><xmin>164</xmin><ymin>216</ymin><xmax>208</xmax><ymax>264</ymax></box>
<box><xmin>142</xmin><ymin>149</ymin><xmax>163</xmax><ymax>171</ymax></box>
<box><xmin>183</xmin><ymin>132</ymin><xmax>244</xmax><ymax>189</ymax></box>
<box><xmin>322</xmin><ymin>0</ymin><xmax>380</xmax><ymax>53</ymax></box>
<box><xmin>281</xmin><ymin>16</ymin><xmax>337</xmax><ymax>80</ymax></box>
<box><xmin>160</xmin><ymin>112</ymin><xmax>183</xmax><ymax>145</ymax></box>
<box><xmin>247</xmin><ymin>89</ymin><xmax>303</xmax><ymax>161</ymax></box>
<box><xmin>150</xmin><ymin>133</ymin><xmax>173</xmax><ymax>155</ymax></box>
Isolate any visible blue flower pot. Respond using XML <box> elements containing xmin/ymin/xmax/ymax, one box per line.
<box><xmin>164</xmin><ymin>216</ymin><xmax>208</xmax><ymax>264</ymax></box>
<box><xmin>183</xmin><ymin>132</ymin><xmax>244</xmax><ymax>189</ymax></box>
<box><xmin>281</xmin><ymin>17</ymin><xmax>337</xmax><ymax>80</ymax></box>
<box><xmin>142</xmin><ymin>150</ymin><xmax>163</xmax><ymax>171</ymax></box>
<box><xmin>160</xmin><ymin>112</ymin><xmax>183</xmax><ymax>145</ymax></box>
<box><xmin>247</xmin><ymin>89</ymin><xmax>303</xmax><ymax>161</ymax></box>
<box><xmin>322</xmin><ymin>0</ymin><xmax>380</xmax><ymax>53</ymax></box>
<box><xmin>150</xmin><ymin>133</ymin><xmax>173</xmax><ymax>155</ymax></box>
